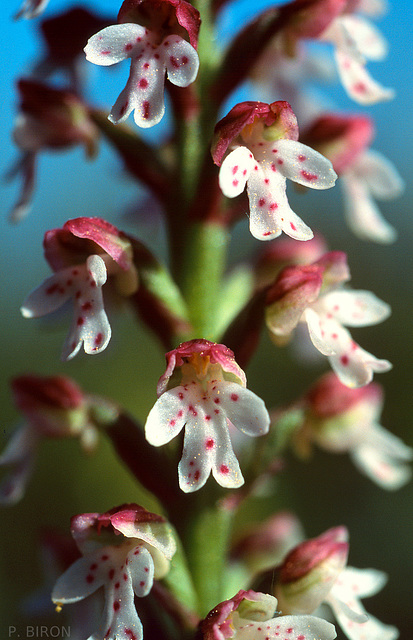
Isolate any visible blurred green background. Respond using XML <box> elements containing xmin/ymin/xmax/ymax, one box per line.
<box><xmin>1</xmin><ymin>0</ymin><xmax>412</xmax><ymax>638</ymax></box>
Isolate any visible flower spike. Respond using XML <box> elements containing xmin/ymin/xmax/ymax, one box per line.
<box><xmin>145</xmin><ymin>339</ymin><xmax>270</xmax><ymax>492</ymax></box>
<box><xmin>213</xmin><ymin>101</ymin><xmax>337</xmax><ymax>241</ymax></box>
<box><xmin>84</xmin><ymin>0</ymin><xmax>200</xmax><ymax>128</ymax></box>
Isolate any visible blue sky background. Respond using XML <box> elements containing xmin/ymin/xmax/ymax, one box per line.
<box><xmin>0</xmin><ymin>0</ymin><xmax>412</xmax><ymax>635</ymax></box>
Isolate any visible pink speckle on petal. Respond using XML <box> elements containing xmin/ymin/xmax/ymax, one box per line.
<box><xmin>258</xmin><ymin>198</ymin><xmax>266</xmax><ymax>207</ymax></box>
<box><xmin>298</xmin><ymin>155</ymin><xmax>306</xmax><ymax>162</ymax></box>
<box><xmin>140</xmin><ymin>580</ymin><xmax>145</xmax><ymax>587</ymax></box>
<box><xmin>108</xmin><ymin>568</ymin><xmax>115</xmax><ymax>580</ymax></box>
<box><xmin>94</xmin><ymin>333</ymin><xmax>103</xmax><ymax>347</ymax></box>
<box><xmin>124</xmin><ymin>43</ymin><xmax>133</xmax><ymax>52</ymax></box>
<box><xmin>86</xmin><ymin>574</ymin><xmax>94</xmax><ymax>583</ymax></box>
<box><xmin>297</xmin><ymin>635</ymin><xmax>305</xmax><ymax>640</ymax></box>
<box><xmin>77</xmin><ymin>317</ymin><xmax>84</xmax><ymax>326</ymax></box>
<box><xmin>205</xmin><ymin>438</ymin><xmax>215</xmax><ymax>449</ymax></box>
<box><xmin>290</xmin><ymin>222</ymin><xmax>297</xmax><ymax>231</ymax></box>
<box><xmin>233</xmin><ymin>179</ymin><xmax>239</xmax><ymax>187</ymax></box>
<box><xmin>300</xmin><ymin>170</ymin><xmax>318</xmax><ymax>181</ymax></box>
<box><xmin>101</xmin><ymin>50</ymin><xmax>111</xmax><ymax>55</ymax></box>
<box><xmin>82</xmin><ymin>302</ymin><xmax>92</xmax><ymax>311</ymax></box>
<box><xmin>220</xmin><ymin>464</ymin><xmax>229</xmax><ymax>474</ymax></box>
<box><xmin>230</xmin><ymin>393</ymin><xmax>239</xmax><ymax>401</ymax></box>
<box><xmin>341</xmin><ymin>355</ymin><xmax>349</xmax><ymax>365</ymax></box>
<box><xmin>142</xmin><ymin>101</ymin><xmax>150</xmax><ymax>119</ymax></box>
<box><xmin>354</xmin><ymin>82</ymin><xmax>367</xmax><ymax>94</ymax></box>
<box><xmin>144</xmin><ymin>567</ymin><xmax>149</xmax><ymax>573</ymax></box>
<box><xmin>277</xmin><ymin>159</ymin><xmax>283</xmax><ymax>165</ymax></box>
<box><xmin>194</xmin><ymin>470</ymin><xmax>200</xmax><ymax>481</ymax></box>
<box><xmin>139</xmin><ymin>78</ymin><xmax>148</xmax><ymax>88</ymax></box>
<box><xmin>143</xmin><ymin>62</ymin><xmax>150</xmax><ymax>69</ymax></box>
<box><xmin>125</xmin><ymin>630</ymin><xmax>137</xmax><ymax>640</ymax></box>
<box><xmin>205</xmin><ymin>415</ymin><xmax>211</xmax><ymax>421</ymax></box>
<box><xmin>182</xmin><ymin>56</ymin><xmax>188</xmax><ymax>64</ymax></box>
<box><xmin>169</xmin><ymin>55</ymin><xmax>179</xmax><ymax>68</ymax></box>
<box><xmin>113</xmin><ymin>601</ymin><xmax>120</xmax><ymax>612</ymax></box>
<box><xmin>170</xmin><ymin>419</ymin><xmax>176</xmax><ymax>427</ymax></box>
<box><xmin>232</xmin><ymin>165</ymin><xmax>238</xmax><ymax>175</ymax></box>
<box><xmin>263</xmin><ymin>231</ymin><xmax>272</xmax><ymax>236</ymax></box>
<box><xmin>269</xmin><ymin>202</ymin><xmax>278</xmax><ymax>210</ymax></box>
<box><xmin>46</xmin><ymin>284</ymin><xmax>60</xmax><ymax>295</ymax></box>
<box><xmin>177</xmin><ymin>410</ymin><xmax>183</xmax><ymax>417</ymax></box>
<box><xmin>101</xmin><ymin>554</ymin><xmax>109</xmax><ymax>561</ymax></box>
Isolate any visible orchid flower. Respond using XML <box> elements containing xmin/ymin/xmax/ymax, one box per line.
<box><xmin>199</xmin><ymin>589</ymin><xmax>337</xmax><ymax>640</ymax></box>
<box><xmin>212</xmin><ymin>101</ymin><xmax>337</xmax><ymax>242</ymax></box>
<box><xmin>145</xmin><ymin>339</ymin><xmax>270</xmax><ymax>492</ymax></box>
<box><xmin>0</xmin><ymin>375</ymin><xmax>108</xmax><ymax>505</ymax></box>
<box><xmin>8</xmin><ymin>79</ymin><xmax>98</xmax><ymax>222</ymax></box>
<box><xmin>265</xmin><ymin>252</ymin><xmax>392</xmax><ymax>387</ymax></box>
<box><xmin>319</xmin><ymin>0</ymin><xmax>394</xmax><ymax>105</ymax></box>
<box><xmin>21</xmin><ymin>217</ymin><xmax>138</xmax><ymax>360</ymax></box>
<box><xmin>301</xmin><ymin>114</ymin><xmax>404</xmax><ymax>243</ymax></box>
<box><xmin>275</xmin><ymin>527</ymin><xmax>398</xmax><ymax>640</ymax></box>
<box><xmin>84</xmin><ymin>0</ymin><xmax>200</xmax><ymax>128</ymax></box>
<box><xmin>15</xmin><ymin>0</ymin><xmax>50</xmax><ymax>19</ymax></box>
<box><xmin>295</xmin><ymin>372</ymin><xmax>412</xmax><ymax>489</ymax></box>
<box><xmin>52</xmin><ymin>504</ymin><xmax>176</xmax><ymax>640</ymax></box>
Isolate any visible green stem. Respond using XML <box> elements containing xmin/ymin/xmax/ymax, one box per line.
<box><xmin>187</xmin><ymin>498</ymin><xmax>234</xmax><ymax>616</ymax></box>
<box><xmin>181</xmin><ymin>221</ymin><xmax>229</xmax><ymax>339</ymax></box>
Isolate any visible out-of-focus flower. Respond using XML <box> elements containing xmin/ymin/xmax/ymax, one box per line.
<box><xmin>21</xmin><ymin>217</ymin><xmax>138</xmax><ymax>360</ymax></box>
<box><xmin>212</xmin><ymin>101</ymin><xmax>337</xmax><ymax>242</ymax></box>
<box><xmin>84</xmin><ymin>0</ymin><xmax>200</xmax><ymax>128</ymax></box>
<box><xmin>301</xmin><ymin>114</ymin><xmax>404</xmax><ymax>243</ymax></box>
<box><xmin>293</xmin><ymin>372</ymin><xmax>412</xmax><ymax>489</ymax></box>
<box><xmin>274</xmin><ymin>527</ymin><xmax>399</xmax><ymax>640</ymax></box>
<box><xmin>0</xmin><ymin>375</ymin><xmax>115</xmax><ymax>505</ymax></box>
<box><xmin>15</xmin><ymin>0</ymin><xmax>50</xmax><ymax>19</ymax></box>
<box><xmin>7</xmin><ymin>79</ymin><xmax>98</xmax><ymax>222</ymax></box>
<box><xmin>253</xmin><ymin>0</ymin><xmax>393</xmax><ymax>106</ymax></box>
<box><xmin>32</xmin><ymin>7</ymin><xmax>113</xmax><ymax>89</ymax></box>
<box><xmin>199</xmin><ymin>588</ymin><xmax>337</xmax><ymax>640</ymax></box>
<box><xmin>52</xmin><ymin>504</ymin><xmax>176</xmax><ymax>640</ymax></box>
<box><xmin>319</xmin><ymin>0</ymin><xmax>394</xmax><ymax>104</ymax></box>
<box><xmin>231</xmin><ymin>512</ymin><xmax>305</xmax><ymax>577</ymax></box>
<box><xmin>145</xmin><ymin>339</ymin><xmax>270</xmax><ymax>493</ymax></box>
<box><xmin>265</xmin><ymin>251</ymin><xmax>391</xmax><ymax>387</ymax></box>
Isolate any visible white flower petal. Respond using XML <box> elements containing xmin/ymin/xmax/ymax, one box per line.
<box><xmin>329</xmin><ymin>343</ymin><xmax>392</xmax><ymax>388</ymax></box>
<box><xmin>336</xmin><ymin>566</ymin><xmax>388</xmax><ymax>599</ymax></box>
<box><xmin>335</xmin><ymin>48</ymin><xmax>394</xmax><ymax>105</ymax></box>
<box><xmin>355</xmin><ymin>150</ymin><xmax>404</xmax><ymax>200</ymax></box>
<box><xmin>210</xmin><ymin>421</ymin><xmax>244</xmax><ymax>489</ymax></box>
<box><xmin>341</xmin><ymin>174</ymin><xmax>397</xmax><ymax>243</ymax></box>
<box><xmin>218</xmin><ymin>382</ymin><xmax>270</xmax><ymax>437</ymax></box>
<box><xmin>247</xmin><ymin>164</ymin><xmax>313</xmax><ymax>241</ymax></box>
<box><xmin>109</xmin><ymin>49</ymin><xmax>166</xmax><ymax>127</ymax></box>
<box><xmin>21</xmin><ymin>271</ymin><xmax>72</xmax><ymax>318</ymax></box>
<box><xmin>129</xmin><ymin>546</ymin><xmax>155</xmax><ymax>597</ymax></box>
<box><xmin>61</xmin><ymin>256</ymin><xmax>111</xmax><ymax>361</ymax></box>
<box><xmin>219</xmin><ymin>146</ymin><xmax>255</xmax><ymax>198</ymax></box>
<box><xmin>164</xmin><ymin>36</ymin><xmax>199</xmax><ymax>87</ymax></box>
<box><xmin>0</xmin><ymin>424</ymin><xmax>38</xmax><ymax>505</ymax></box>
<box><xmin>351</xmin><ymin>444</ymin><xmax>412</xmax><ymax>490</ymax></box>
<box><xmin>273</xmin><ymin>139</ymin><xmax>337</xmax><ymax>189</ymax></box>
<box><xmin>321</xmin><ymin>290</ymin><xmax>391</xmax><ymax>326</ymax></box>
<box><xmin>303</xmin><ymin>308</ymin><xmax>338</xmax><ymax>356</ymax></box>
<box><xmin>234</xmin><ymin>613</ymin><xmax>337</xmax><ymax>640</ymax></box>
<box><xmin>52</xmin><ymin>551</ymin><xmax>106</xmax><ymax>604</ymax></box>
<box><xmin>178</xmin><ymin>410</ymin><xmax>214</xmax><ymax>493</ymax></box>
<box><xmin>84</xmin><ymin>24</ymin><xmax>146</xmax><ymax>66</ymax></box>
<box><xmin>339</xmin><ymin>15</ymin><xmax>388</xmax><ymax>60</ymax></box>
<box><xmin>145</xmin><ymin>387</ymin><xmax>188</xmax><ymax>446</ymax></box>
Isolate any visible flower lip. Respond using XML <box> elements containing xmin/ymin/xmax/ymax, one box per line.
<box><xmin>157</xmin><ymin>339</ymin><xmax>247</xmax><ymax>395</ymax></box>
<box><xmin>212</xmin><ymin>101</ymin><xmax>298</xmax><ymax>166</ymax></box>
